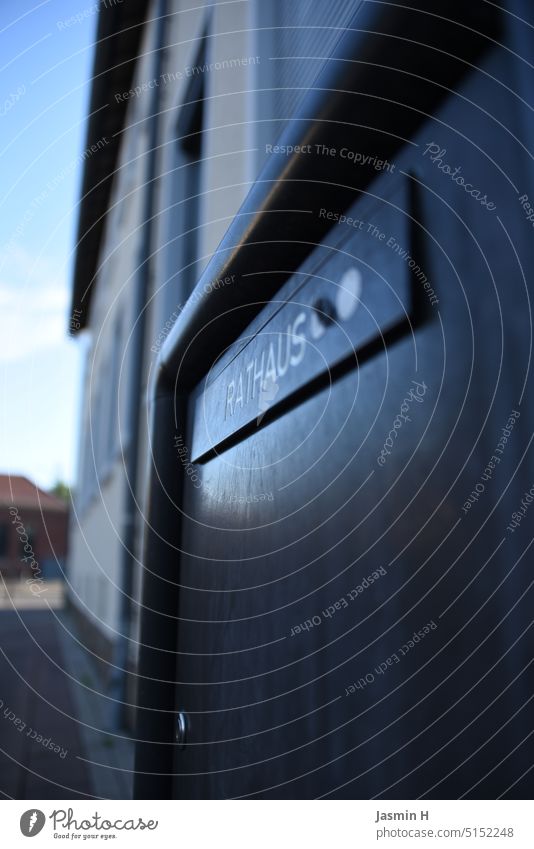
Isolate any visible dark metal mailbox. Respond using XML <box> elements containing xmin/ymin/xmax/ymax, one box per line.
<box><xmin>134</xmin><ymin>0</ymin><xmax>534</xmax><ymax>799</ymax></box>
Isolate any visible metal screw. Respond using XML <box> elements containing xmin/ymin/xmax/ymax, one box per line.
<box><xmin>175</xmin><ymin>711</ymin><xmax>187</xmax><ymax>749</ymax></box>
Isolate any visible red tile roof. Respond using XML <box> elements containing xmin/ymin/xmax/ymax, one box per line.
<box><xmin>0</xmin><ymin>475</ymin><xmax>68</xmax><ymax>512</ymax></box>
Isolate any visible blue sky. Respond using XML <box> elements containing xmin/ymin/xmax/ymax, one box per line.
<box><xmin>0</xmin><ymin>0</ymin><xmax>96</xmax><ymax>489</ymax></box>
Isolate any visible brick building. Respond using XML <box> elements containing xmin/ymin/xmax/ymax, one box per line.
<box><xmin>0</xmin><ymin>475</ymin><xmax>68</xmax><ymax>582</ymax></box>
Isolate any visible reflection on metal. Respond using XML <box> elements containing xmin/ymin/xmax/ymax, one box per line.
<box><xmin>131</xmin><ymin>1</ymin><xmax>531</xmax><ymax>802</ymax></box>
<box><xmin>175</xmin><ymin>712</ymin><xmax>187</xmax><ymax>750</ymax></box>
<box><xmin>336</xmin><ymin>268</ymin><xmax>362</xmax><ymax>322</ymax></box>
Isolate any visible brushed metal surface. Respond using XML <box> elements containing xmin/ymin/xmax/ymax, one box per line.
<box><xmin>191</xmin><ymin>182</ymin><xmax>413</xmax><ymax>462</ymax></box>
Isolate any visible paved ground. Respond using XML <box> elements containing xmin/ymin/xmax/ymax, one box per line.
<box><xmin>0</xmin><ymin>588</ymin><xmax>134</xmax><ymax>799</ymax></box>
<box><xmin>0</xmin><ymin>579</ymin><xmax>65</xmax><ymax>610</ymax></box>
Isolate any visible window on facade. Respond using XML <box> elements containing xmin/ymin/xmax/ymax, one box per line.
<box><xmin>87</xmin><ymin>391</ymin><xmax>101</xmax><ymax>500</ymax></box>
<box><xmin>180</xmin><ymin>125</ymin><xmax>202</xmax><ymax>298</ymax></box>
<box><xmin>79</xmin><ymin>414</ymin><xmax>95</xmax><ymax>513</ymax></box>
<box><xmin>107</xmin><ymin>314</ymin><xmax>123</xmax><ymax>462</ymax></box>
<box><xmin>0</xmin><ymin>523</ymin><xmax>7</xmax><ymax>557</ymax></box>
<box><xmin>26</xmin><ymin>525</ymin><xmax>36</xmax><ymax>551</ymax></box>
<box><xmin>175</xmin><ymin>37</ymin><xmax>207</xmax><ymax>301</ymax></box>
<box><xmin>118</xmin><ymin>129</ymin><xmax>140</xmax><ymax>229</ymax></box>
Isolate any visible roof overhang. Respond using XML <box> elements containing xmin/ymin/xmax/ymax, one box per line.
<box><xmin>69</xmin><ymin>0</ymin><xmax>149</xmax><ymax>333</ymax></box>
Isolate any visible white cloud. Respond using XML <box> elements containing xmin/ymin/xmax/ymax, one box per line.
<box><xmin>0</xmin><ymin>244</ymin><xmax>82</xmax><ymax>488</ymax></box>
<box><xmin>0</xmin><ymin>244</ymin><xmax>71</xmax><ymax>362</ymax></box>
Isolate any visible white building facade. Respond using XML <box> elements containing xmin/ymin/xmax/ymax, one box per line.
<box><xmin>68</xmin><ymin>0</ymin><xmax>359</xmax><ymax>724</ymax></box>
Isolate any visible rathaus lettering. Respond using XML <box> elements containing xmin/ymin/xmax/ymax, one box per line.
<box><xmin>225</xmin><ymin>313</ymin><xmax>307</xmax><ymax>420</ymax></box>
